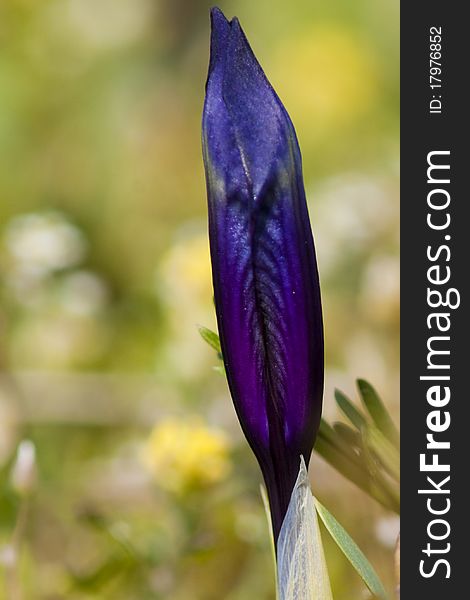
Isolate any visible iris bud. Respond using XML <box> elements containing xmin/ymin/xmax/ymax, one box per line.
<box><xmin>202</xmin><ymin>7</ymin><xmax>323</xmax><ymax>543</ymax></box>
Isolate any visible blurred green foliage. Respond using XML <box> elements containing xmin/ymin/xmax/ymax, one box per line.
<box><xmin>0</xmin><ymin>0</ymin><xmax>399</xmax><ymax>598</ymax></box>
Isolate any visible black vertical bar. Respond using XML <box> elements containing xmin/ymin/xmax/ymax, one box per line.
<box><xmin>401</xmin><ymin>3</ymin><xmax>467</xmax><ymax>597</ymax></box>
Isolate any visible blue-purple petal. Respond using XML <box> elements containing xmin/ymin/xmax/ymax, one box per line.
<box><xmin>202</xmin><ymin>7</ymin><xmax>323</xmax><ymax>543</ymax></box>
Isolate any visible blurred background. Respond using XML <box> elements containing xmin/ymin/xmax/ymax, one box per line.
<box><xmin>0</xmin><ymin>0</ymin><xmax>399</xmax><ymax>598</ymax></box>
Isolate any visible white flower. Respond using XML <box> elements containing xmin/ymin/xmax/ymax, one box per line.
<box><xmin>11</xmin><ymin>440</ymin><xmax>37</xmax><ymax>497</ymax></box>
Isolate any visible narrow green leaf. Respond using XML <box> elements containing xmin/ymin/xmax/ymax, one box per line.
<box><xmin>359</xmin><ymin>435</ymin><xmax>401</xmax><ymax>513</ymax></box>
<box><xmin>333</xmin><ymin>422</ymin><xmax>361</xmax><ymax>448</ymax></box>
<box><xmin>357</xmin><ymin>379</ymin><xmax>399</xmax><ymax>448</ymax></box>
<box><xmin>315</xmin><ymin>434</ymin><xmax>368</xmax><ymax>488</ymax></box>
<box><xmin>319</xmin><ymin>418</ymin><xmax>361</xmax><ymax>463</ymax></box>
<box><xmin>364</xmin><ymin>426</ymin><xmax>400</xmax><ymax>482</ymax></box>
<box><xmin>314</xmin><ymin>433</ymin><xmax>399</xmax><ymax>513</ymax></box>
<box><xmin>335</xmin><ymin>389</ymin><xmax>367</xmax><ymax>431</ymax></box>
<box><xmin>197</xmin><ymin>325</ymin><xmax>222</xmax><ymax>354</ymax></box>
<box><xmin>260</xmin><ymin>485</ymin><xmax>279</xmax><ymax>600</ymax></box>
<box><xmin>314</xmin><ymin>498</ymin><xmax>389</xmax><ymax>600</ymax></box>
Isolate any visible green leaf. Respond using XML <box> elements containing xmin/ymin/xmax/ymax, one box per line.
<box><xmin>277</xmin><ymin>458</ymin><xmax>333</xmax><ymax>600</ymax></box>
<box><xmin>197</xmin><ymin>325</ymin><xmax>222</xmax><ymax>355</ymax></box>
<box><xmin>260</xmin><ymin>485</ymin><xmax>279</xmax><ymax>600</ymax></box>
<box><xmin>314</xmin><ymin>433</ymin><xmax>399</xmax><ymax>513</ymax></box>
<box><xmin>334</xmin><ymin>389</ymin><xmax>367</xmax><ymax>431</ymax></box>
<box><xmin>357</xmin><ymin>379</ymin><xmax>399</xmax><ymax>448</ymax></box>
<box><xmin>333</xmin><ymin>422</ymin><xmax>361</xmax><ymax>448</ymax></box>
<box><xmin>313</xmin><ymin>498</ymin><xmax>389</xmax><ymax>600</ymax></box>
<box><xmin>319</xmin><ymin>419</ymin><xmax>361</xmax><ymax>462</ymax></box>
<box><xmin>364</xmin><ymin>426</ymin><xmax>400</xmax><ymax>482</ymax></box>
<box><xmin>317</xmin><ymin>421</ymin><xmax>370</xmax><ymax>485</ymax></box>
<box><xmin>316</xmin><ymin>419</ymin><xmax>400</xmax><ymax>513</ymax></box>
<box><xmin>315</xmin><ymin>434</ymin><xmax>368</xmax><ymax>488</ymax></box>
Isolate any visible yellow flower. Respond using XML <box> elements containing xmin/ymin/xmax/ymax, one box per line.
<box><xmin>142</xmin><ymin>418</ymin><xmax>231</xmax><ymax>493</ymax></box>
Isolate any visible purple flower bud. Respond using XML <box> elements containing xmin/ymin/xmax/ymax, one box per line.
<box><xmin>202</xmin><ymin>7</ymin><xmax>323</xmax><ymax>543</ymax></box>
